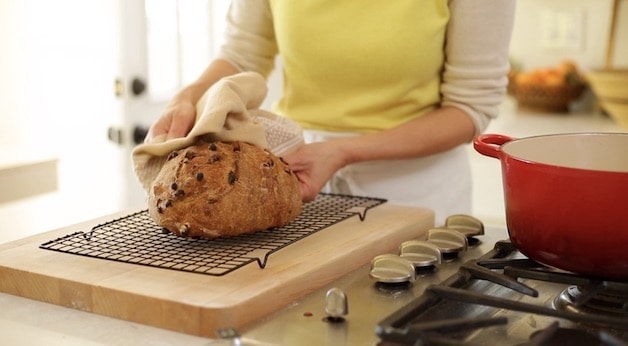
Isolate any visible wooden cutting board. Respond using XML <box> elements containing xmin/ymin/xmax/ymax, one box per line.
<box><xmin>0</xmin><ymin>204</ymin><xmax>433</xmax><ymax>338</ymax></box>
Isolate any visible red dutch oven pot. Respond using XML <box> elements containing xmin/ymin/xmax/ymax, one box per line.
<box><xmin>473</xmin><ymin>133</ymin><xmax>628</xmax><ymax>281</ymax></box>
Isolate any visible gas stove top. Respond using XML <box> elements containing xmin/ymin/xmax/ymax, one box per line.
<box><xmin>235</xmin><ymin>217</ymin><xmax>628</xmax><ymax>346</ymax></box>
<box><xmin>376</xmin><ymin>239</ymin><xmax>628</xmax><ymax>345</ymax></box>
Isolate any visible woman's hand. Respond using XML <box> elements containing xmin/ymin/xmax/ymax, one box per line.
<box><xmin>282</xmin><ymin>106</ymin><xmax>476</xmax><ymax>202</ymax></box>
<box><xmin>283</xmin><ymin>140</ymin><xmax>349</xmax><ymax>202</ymax></box>
<box><xmin>144</xmin><ymin>59</ymin><xmax>241</xmax><ymax>142</ymax></box>
<box><xmin>146</xmin><ymin>100</ymin><xmax>197</xmax><ymax>142</ymax></box>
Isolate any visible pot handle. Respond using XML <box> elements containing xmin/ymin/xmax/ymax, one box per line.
<box><xmin>473</xmin><ymin>134</ymin><xmax>515</xmax><ymax>159</ymax></box>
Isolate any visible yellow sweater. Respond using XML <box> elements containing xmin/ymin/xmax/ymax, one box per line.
<box><xmin>270</xmin><ymin>1</ymin><xmax>448</xmax><ymax>132</ymax></box>
<box><xmin>218</xmin><ymin>0</ymin><xmax>515</xmax><ymax>134</ymax></box>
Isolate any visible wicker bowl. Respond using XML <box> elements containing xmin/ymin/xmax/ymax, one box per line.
<box><xmin>511</xmin><ymin>83</ymin><xmax>586</xmax><ymax>112</ymax></box>
<box><xmin>508</xmin><ymin>64</ymin><xmax>586</xmax><ymax>113</ymax></box>
<box><xmin>587</xmin><ymin>69</ymin><xmax>628</xmax><ymax>128</ymax></box>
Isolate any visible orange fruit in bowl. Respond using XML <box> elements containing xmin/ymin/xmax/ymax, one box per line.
<box><xmin>544</xmin><ymin>70</ymin><xmax>566</xmax><ymax>87</ymax></box>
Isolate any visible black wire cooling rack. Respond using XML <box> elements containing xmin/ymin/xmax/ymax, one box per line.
<box><xmin>39</xmin><ymin>193</ymin><xmax>386</xmax><ymax>276</ymax></box>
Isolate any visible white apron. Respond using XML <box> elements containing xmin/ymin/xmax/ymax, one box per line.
<box><xmin>304</xmin><ymin>130</ymin><xmax>472</xmax><ymax>226</ymax></box>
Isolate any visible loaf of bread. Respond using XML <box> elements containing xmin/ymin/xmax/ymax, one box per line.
<box><xmin>148</xmin><ymin>140</ymin><xmax>302</xmax><ymax>238</ymax></box>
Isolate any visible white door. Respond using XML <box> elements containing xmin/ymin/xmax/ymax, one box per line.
<box><xmin>112</xmin><ymin>0</ymin><xmax>230</xmax><ymax>209</ymax></box>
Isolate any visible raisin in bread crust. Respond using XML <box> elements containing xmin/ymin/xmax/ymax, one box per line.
<box><xmin>148</xmin><ymin>141</ymin><xmax>302</xmax><ymax>238</ymax></box>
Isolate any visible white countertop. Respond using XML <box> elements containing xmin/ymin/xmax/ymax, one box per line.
<box><xmin>0</xmin><ymin>98</ymin><xmax>625</xmax><ymax>345</ymax></box>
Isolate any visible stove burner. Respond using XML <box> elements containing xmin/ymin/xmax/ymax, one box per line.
<box><xmin>555</xmin><ymin>284</ymin><xmax>628</xmax><ymax>317</ymax></box>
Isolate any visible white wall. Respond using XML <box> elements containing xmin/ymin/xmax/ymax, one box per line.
<box><xmin>0</xmin><ymin>1</ymin><xmax>124</xmax><ymax>243</ymax></box>
<box><xmin>509</xmin><ymin>0</ymin><xmax>628</xmax><ymax>70</ymax></box>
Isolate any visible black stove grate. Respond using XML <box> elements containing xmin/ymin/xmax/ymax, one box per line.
<box><xmin>39</xmin><ymin>193</ymin><xmax>385</xmax><ymax>276</ymax></box>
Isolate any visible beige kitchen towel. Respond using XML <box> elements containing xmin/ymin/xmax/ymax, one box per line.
<box><xmin>132</xmin><ymin>71</ymin><xmax>303</xmax><ymax>192</ymax></box>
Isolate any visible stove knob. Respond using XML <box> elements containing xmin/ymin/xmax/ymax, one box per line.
<box><xmin>445</xmin><ymin>214</ymin><xmax>485</xmax><ymax>237</ymax></box>
<box><xmin>324</xmin><ymin>287</ymin><xmax>348</xmax><ymax>321</ymax></box>
<box><xmin>427</xmin><ymin>228</ymin><xmax>468</xmax><ymax>254</ymax></box>
<box><xmin>369</xmin><ymin>254</ymin><xmax>416</xmax><ymax>284</ymax></box>
<box><xmin>399</xmin><ymin>240</ymin><xmax>442</xmax><ymax>268</ymax></box>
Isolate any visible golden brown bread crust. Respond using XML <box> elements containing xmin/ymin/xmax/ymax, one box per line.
<box><xmin>148</xmin><ymin>141</ymin><xmax>302</xmax><ymax>238</ymax></box>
